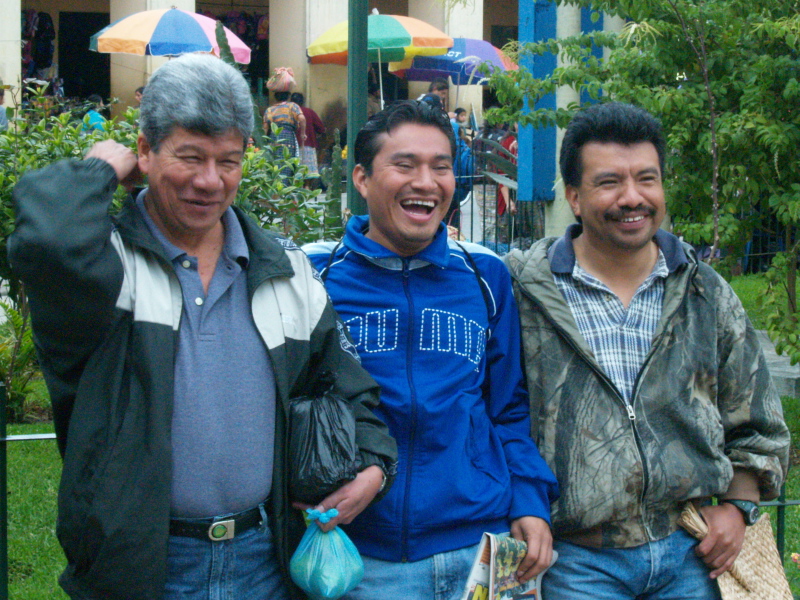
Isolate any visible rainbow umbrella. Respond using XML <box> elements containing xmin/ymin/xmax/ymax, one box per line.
<box><xmin>389</xmin><ymin>38</ymin><xmax>517</xmax><ymax>85</ymax></box>
<box><xmin>307</xmin><ymin>14</ymin><xmax>452</xmax><ymax>66</ymax></box>
<box><xmin>90</xmin><ymin>8</ymin><xmax>251</xmax><ymax>64</ymax></box>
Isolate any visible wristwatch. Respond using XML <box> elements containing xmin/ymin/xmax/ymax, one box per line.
<box><xmin>720</xmin><ymin>499</ymin><xmax>760</xmax><ymax>525</ymax></box>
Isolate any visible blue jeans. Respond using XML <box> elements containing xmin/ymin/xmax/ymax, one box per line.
<box><xmin>163</xmin><ymin>506</ymin><xmax>289</xmax><ymax>600</ymax></box>
<box><xmin>342</xmin><ymin>543</ymin><xmax>479</xmax><ymax>600</ymax></box>
<box><xmin>543</xmin><ymin>529</ymin><xmax>722</xmax><ymax>600</ymax></box>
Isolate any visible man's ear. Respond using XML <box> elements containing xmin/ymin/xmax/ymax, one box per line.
<box><xmin>137</xmin><ymin>132</ymin><xmax>152</xmax><ymax>175</ymax></box>
<box><xmin>352</xmin><ymin>164</ymin><xmax>369</xmax><ymax>199</ymax></box>
<box><xmin>565</xmin><ymin>185</ymin><xmax>581</xmax><ymax>219</ymax></box>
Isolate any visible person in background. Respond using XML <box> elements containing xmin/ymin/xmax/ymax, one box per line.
<box><xmin>450</xmin><ymin>108</ymin><xmax>467</xmax><ymax>140</ymax></box>
<box><xmin>134</xmin><ymin>86</ymin><xmax>145</xmax><ymax>106</ymax></box>
<box><xmin>367</xmin><ymin>82</ymin><xmax>382</xmax><ymax>118</ymax></box>
<box><xmin>291</xmin><ymin>92</ymin><xmax>325</xmax><ymax>178</ymax></box>
<box><xmin>304</xmin><ymin>100</ymin><xmax>558</xmax><ymax>600</ymax></box>
<box><xmin>426</xmin><ymin>77</ymin><xmax>449</xmax><ymax>110</ymax></box>
<box><xmin>10</xmin><ymin>53</ymin><xmax>397</xmax><ymax>600</ymax></box>
<box><xmin>264</xmin><ymin>69</ymin><xmax>306</xmax><ymax>183</ymax></box>
<box><xmin>453</xmin><ymin>107</ymin><xmax>475</xmax><ymax>144</ymax></box>
<box><xmin>447</xmin><ymin>108</ymin><xmax>475</xmax><ymax>229</ymax></box>
<box><xmin>82</xmin><ymin>94</ymin><xmax>107</xmax><ymax>133</ymax></box>
<box><xmin>497</xmin><ymin>125</ymin><xmax>518</xmax><ymax>217</ymax></box>
<box><xmin>0</xmin><ymin>84</ymin><xmax>8</xmax><ymax>132</ymax></box>
<box><xmin>504</xmin><ymin>101</ymin><xmax>790</xmax><ymax>600</ymax></box>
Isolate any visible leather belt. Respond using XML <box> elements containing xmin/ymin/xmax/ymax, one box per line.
<box><xmin>169</xmin><ymin>504</ymin><xmax>264</xmax><ymax>542</ymax></box>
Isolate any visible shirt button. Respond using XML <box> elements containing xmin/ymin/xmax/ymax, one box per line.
<box><xmin>182</xmin><ymin>260</ymin><xmax>191</xmax><ymax>269</ymax></box>
<box><xmin>195</xmin><ymin>297</ymin><xmax>204</xmax><ymax>306</ymax></box>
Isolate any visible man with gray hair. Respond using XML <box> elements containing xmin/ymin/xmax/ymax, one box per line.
<box><xmin>9</xmin><ymin>53</ymin><xmax>396</xmax><ymax>600</ymax></box>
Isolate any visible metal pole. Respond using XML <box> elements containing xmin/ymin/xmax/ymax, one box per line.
<box><xmin>1</xmin><ymin>382</ymin><xmax>8</xmax><ymax>600</ymax></box>
<box><xmin>346</xmin><ymin>0</ymin><xmax>369</xmax><ymax>216</ymax></box>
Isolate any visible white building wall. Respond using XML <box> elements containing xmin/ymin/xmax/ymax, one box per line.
<box><xmin>108</xmin><ymin>0</ymin><xmax>182</xmax><ymax>114</ymax></box>
<box><xmin>275</xmin><ymin>0</ymin><xmax>349</xmax><ymax>145</ymax></box>
<box><xmin>0</xmin><ymin>0</ymin><xmax>21</xmax><ymax>109</ymax></box>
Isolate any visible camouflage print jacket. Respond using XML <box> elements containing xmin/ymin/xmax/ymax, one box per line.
<box><xmin>504</xmin><ymin>231</ymin><xmax>790</xmax><ymax>548</ymax></box>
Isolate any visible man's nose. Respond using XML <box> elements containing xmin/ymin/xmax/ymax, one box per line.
<box><xmin>193</xmin><ymin>161</ymin><xmax>224</xmax><ymax>191</ymax></box>
<box><xmin>619</xmin><ymin>179</ymin><xmax>645</xmax><ymax>205</ymax></box>
<box><xmin>412</xmin><ymin>165</ymin><xmax>438</xmax><ymax>191</ymax></box>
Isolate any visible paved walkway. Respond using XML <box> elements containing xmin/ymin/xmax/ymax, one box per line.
<box><xmin>758</xmin><ymin>330</ymin><xmax>800</xmax><ymax>398</ymax></box>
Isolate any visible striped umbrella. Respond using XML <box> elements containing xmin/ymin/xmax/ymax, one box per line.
<box><xmin>307</xmin><ymin>14</ymin><xmax>452</xmax><ymax>66</ymax></box>
<box><xmin>90</xmin><ymin>8</ymin><xmax>251</xmax><ymax>64</ymax></box>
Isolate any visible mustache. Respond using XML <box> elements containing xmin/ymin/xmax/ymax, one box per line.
<box><xmin>604</xmin><ymin>205</ymin><xmax>657</xmax><ymax>221</ymax></box>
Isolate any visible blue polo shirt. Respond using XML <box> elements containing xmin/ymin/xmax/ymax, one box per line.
<box><xmin>137</xmin><ymin>194</ymin><xmax>277</xmax><ymax>518</ymax></box>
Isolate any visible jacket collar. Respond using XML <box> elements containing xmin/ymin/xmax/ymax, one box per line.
<box><xmin>113</xmin><ymin>193</ymin><xmax>294</xmax><ymax>287</ymax></box>
<box><xmin>548</xmin><ymin>223</ymin><xmax>689</xmax><ymax>274</ymax></box>
<box><xmin>343</xmin><ymin>214</ymin><xmax>451</xmax><ymax>270</ymax></box>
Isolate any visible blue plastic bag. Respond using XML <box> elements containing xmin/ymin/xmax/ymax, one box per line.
<box><xmin>289</xmin><ymin>508</ymin><xmax>364</xmax><ymax>600</ymax></box>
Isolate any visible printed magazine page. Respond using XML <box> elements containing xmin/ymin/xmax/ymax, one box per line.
<box><xmin>461</xmin><ymin>532</ymin><xmax>558</xmax><ymax>600</ymax></box>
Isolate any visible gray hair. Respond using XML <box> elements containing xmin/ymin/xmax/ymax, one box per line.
<box><xmin>139</xmin><ymin>54</ymin><xmax>253</xmax><ymax>151</ymax></box>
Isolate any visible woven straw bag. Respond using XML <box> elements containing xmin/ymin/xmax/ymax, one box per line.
<box><xmin>677</xmin><ymin>503</ymin><xmax>792</xmax><ymax>600</ymax></box>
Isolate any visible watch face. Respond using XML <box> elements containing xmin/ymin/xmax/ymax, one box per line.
<box><xmin>747</xmin><ymin>505</ymin><xmax>760</xmax><ymax>524</ymax></box>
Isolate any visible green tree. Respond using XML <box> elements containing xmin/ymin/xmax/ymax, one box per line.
<box><xmin>488</xmin><ymin>0</ymin><xmax>800</xmax><ymax>362</ymax></box>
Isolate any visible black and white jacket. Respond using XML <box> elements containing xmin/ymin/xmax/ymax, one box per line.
<box><xmin>10</xmin><ymin>158</ymin><xmax>397</xmax><ymax>600</ymax></box>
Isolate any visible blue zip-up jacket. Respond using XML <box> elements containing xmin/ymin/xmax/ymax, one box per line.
<box><xmin>304</xmin><ymin>216</ymin><xmax>558</xmax><ymax>562</ymax></box>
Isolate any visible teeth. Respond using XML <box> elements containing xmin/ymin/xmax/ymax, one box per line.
<box><xmin>621</xmin><ymin>216</ymin><xmax>644</xmax><ymax>222</ymax></box>
<box><xmin>401</xmin><ymin>199</ymin><xmax>435</xmax><ymax>208</ymax></box>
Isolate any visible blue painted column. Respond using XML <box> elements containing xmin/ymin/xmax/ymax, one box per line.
<box><xmin>518</xmin><ymin>1</ymin><xmax>557</xmax><ymax>203</ymax></box>
<box><xmin>580</xmin><ymin>7</ymin><xmax>604</xmax><ymax>106</ymax></box>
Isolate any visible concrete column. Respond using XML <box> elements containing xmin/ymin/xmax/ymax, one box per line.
<box><xmin>0</xmin><ymin>0</ymin><xmax>21</xmax><ymax>110</ymax></box>
<box><xmin>545</xmin><ymin>2</ymin><xmax>581</xmax><ymax>237</ymax></box>
<box><xmin>108</xmin><ymin>0</ymin><xmax>187</xmax><ymax>116</ymax></box>
<box><xmin>542</xmin><ymin>5</ymin><xmax>624</xmax><ymax>237</ymax></box>
<box><xmin>273</xmin><ymin>0</ymin><xmax>348</xmax><ymax>123</ymax></box>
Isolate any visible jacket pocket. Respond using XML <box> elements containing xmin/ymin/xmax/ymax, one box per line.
<box><xmin>467</xmin><ymin>405</ymin><xmax>510</xmax><ymax>486</ymax></box>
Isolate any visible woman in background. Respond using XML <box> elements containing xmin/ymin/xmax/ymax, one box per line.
<box><xmin>263</xmin><ymin>67</ymin><xmax>306</xmax><ymax>183</ymax></box>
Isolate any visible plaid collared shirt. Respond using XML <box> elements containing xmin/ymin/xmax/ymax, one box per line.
<box><xmin>554</xmin><ymin>252</ymin><xmax>669</xmax><ymax>404</ymax></box>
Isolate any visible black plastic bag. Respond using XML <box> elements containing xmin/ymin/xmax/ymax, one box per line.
<box><xmin>289</xmin><ymin>375</ymin><xmax>358</xmax><ymax>505</ymax></box>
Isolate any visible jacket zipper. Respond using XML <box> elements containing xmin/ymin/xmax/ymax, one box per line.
<box><xmin>626</xmin><ymin>262</ymin><xmax>696</xmax><ymax>538</ymax></box>
<box><xmin>516</xmin><ymin>284</ymin><xmax>651</xmax><ymax>533</ymax></box>
<box><xmin>400</xmin><ymin>260</ymin><xmax>418</xmax><ymax>562</ymax></box>
<box><xmin>517</xmin><ymin>260</ymin><xmax>696</xmax><ymax>542</ymax></box>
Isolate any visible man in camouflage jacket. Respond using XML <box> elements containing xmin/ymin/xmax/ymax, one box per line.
<box><xmin>505</xmin><ymin>102</ymin><xmax>790</xmax><ymax>600</ymax></box>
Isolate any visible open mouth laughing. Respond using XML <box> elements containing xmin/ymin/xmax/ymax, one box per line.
<box><xmin>400</xmin><ymin>198</ymin><xmax>438</xmax><ymax>216</ymax></box>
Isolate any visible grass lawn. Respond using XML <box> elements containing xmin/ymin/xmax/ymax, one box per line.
<box><xmin>767</xmin><ymin>394</ymin><xmax>800</xmax><ymax>594</ymax></box>
<box><xmin>6</xmin><ymin>422</ymin><xmax>67</xmax><ymax>600</ymax></box>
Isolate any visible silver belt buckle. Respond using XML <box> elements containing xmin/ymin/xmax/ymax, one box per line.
<box><xmin>208</xmin><ymin>519</ymin><xmax>235</xmax><ymax>541</ymax></box>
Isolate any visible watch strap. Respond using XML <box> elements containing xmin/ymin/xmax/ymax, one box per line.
<box><xmin>720</xmin><ymin>499</ymin><xmax>760</xmax><ymax>525</ymax></box>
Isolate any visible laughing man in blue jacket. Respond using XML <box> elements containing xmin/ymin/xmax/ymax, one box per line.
<box><xmin>304</xmin><ymin>100</ymin><xmax>559</xmax><ymax>600</ymax></box>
